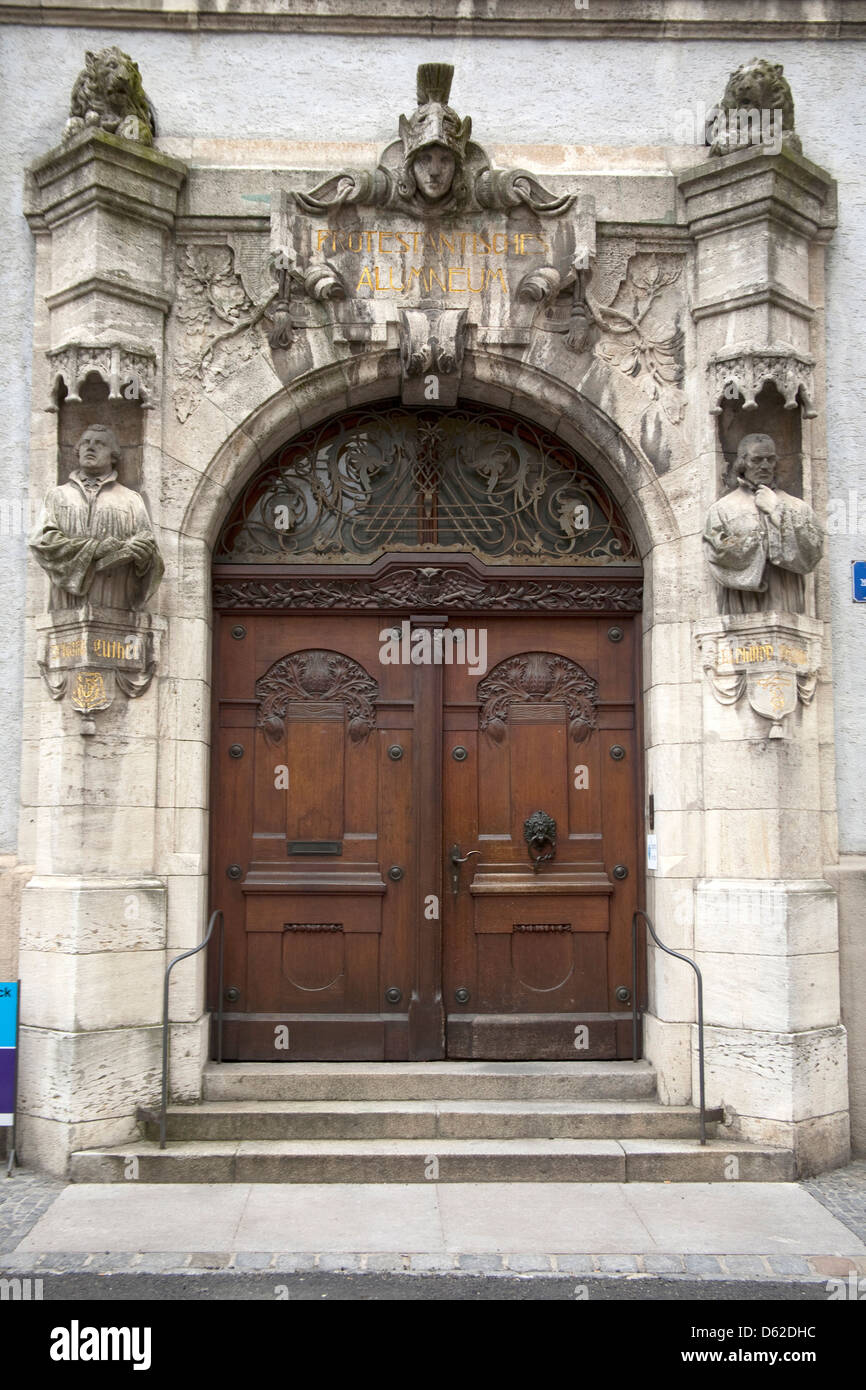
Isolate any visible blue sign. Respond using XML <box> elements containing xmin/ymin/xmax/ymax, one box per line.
<box><xmin>854</xmin><ymin>562</ymin><xmax>866</xmax><ymax>603</ymax></box>
<box><xmin>0</xmin><ymin>982</ymin><xmax>18</xmax><ymax>1125</ymax></box>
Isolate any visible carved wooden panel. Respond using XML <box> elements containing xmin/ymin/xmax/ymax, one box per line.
<box><xmin>256</xmin><ymin>649</ymin><xmax>378</xmax><ymax>744</ymax></box>
<box><xmin>477</xmin><ymin>651</ymin><xmax>599</xmax><ymax>744</ymax></box>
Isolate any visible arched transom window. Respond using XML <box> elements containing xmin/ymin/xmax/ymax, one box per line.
<box><xmin>216</xmin><ymin>405</ymin><xmax>637</xmax><ymax>567</ymax></box>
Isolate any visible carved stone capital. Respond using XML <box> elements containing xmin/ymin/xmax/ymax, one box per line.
<box><xmin>695</xmin><ymin>613</ymin><xmax>822</xmax><ymax>739</ymax></box>
<box><xmin>47</xmin><ymin>341</ymin><xmax>157</xmax><ymax>410</ymax></box>
<box><xmin>708</xmin><ymin>344</ymin><xmax>817</xmax><ymax>417</ymax></box>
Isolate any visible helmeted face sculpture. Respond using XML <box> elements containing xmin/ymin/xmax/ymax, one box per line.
<box><xmin>411</xmin><ymin>144</ymin><xmax>457</xmax><ymax>202</ymax></box>
<box><xmin>397</xmin><ymin>63</ymin><xmax>470</xmax><ymax>210</ymax></box>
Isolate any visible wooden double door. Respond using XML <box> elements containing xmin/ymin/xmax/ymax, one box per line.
<box><xmin>211</xmin><ymin>606</ymin><xmax>642</xmax><ymax>1060</ymax></box>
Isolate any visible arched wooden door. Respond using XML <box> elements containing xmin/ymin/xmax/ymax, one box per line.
<box><xmin>210</xmin><ymin>406</ymin><xmax>644</xmax><ymax>1061</ymax></box>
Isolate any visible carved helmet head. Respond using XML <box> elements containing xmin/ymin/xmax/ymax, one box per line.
<box><xmin>398</xmin><ymin>64</ymin><xmax>471</xmax><ymax>203</ymax></box>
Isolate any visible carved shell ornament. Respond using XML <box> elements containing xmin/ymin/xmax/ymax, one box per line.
<box><xmin>476</xmin><ymin>652</ymin><xmax>599</xmax><ymax>743</ymax></box>
<box><xmin>256</xmin><ymin>650</ymin><xmax>379</xmax><ymax>744</ymax></box>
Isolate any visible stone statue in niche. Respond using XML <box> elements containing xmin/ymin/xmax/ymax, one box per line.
<box><xmin>62</xmin><ymin>47</ymin><xmax>157</xmax><ymax>147</ymax></box>
<box><xmin>702</xmin><ymin>433</ymin><xmax>823</xmax><ymax>615</ymax></box>
<box><xmin>29</xmin><ymin>425</ymin><xmax>164</xmax><ymax>611</ymax></box>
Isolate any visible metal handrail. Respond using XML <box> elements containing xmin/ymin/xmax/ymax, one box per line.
<box><xmin>632</xmin><ymin>908</ymin><xmax>707</xmax><ymax>1146</ymax></box>
<box><xmin>159</xmin><ymin>909</ymin><xmax>224</xmax><ymax>1150</ymax></box>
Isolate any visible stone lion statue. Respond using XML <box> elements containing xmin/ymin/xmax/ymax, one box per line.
<box><xmin>707</xmin><ymin>58</ymin><xmax>801</xmax><ymax>157</ymax></box>
<box><xmin>63</xmin><ymin>47</ymin><xmax>156</xmax><ymax>147</ymax></box>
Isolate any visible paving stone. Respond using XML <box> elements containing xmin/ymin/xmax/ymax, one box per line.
<box><xmin>188</xmin><ymin>1252</ymin><xmax>232</xmax><ymax>1269</ymax></box>
<box><xmin>808</xmin><ymin>1255</ymin><xmax>862</xmax><ymax>1277</ymax></box>
<box><xmin>272</xmin><ymin>1254</ymin><xmax>319</xmax><ymax>1273</ymax></box>
<box><xmin>365</xmin><ymin>1253</ymin><xmax>412</xmax><ymax>1272</ymax></box>
<box><xmin>721</xmin><ymin>1255</ymin><xmax>770</xmax><ymax>1276</ymax></box>
<box><xmin>643</xmin><ymin>1254</ymin><xmax>686</xmax><ymax>1273</ymax></box>
<box><xmin>316</xmin><ymin>1254</ymin><xmax>364</xmax><ymax>1273</ymax></box>
<box><xmin>87</xmin><ymin>1254</ymin><xmax>139</xmax><ymax>1273</ymax></box>
<box><xmin>596</xmin><ymin>1255</ymin><xmax>639</xmax><ymax>1273</ymax></box>
<box><xmin>132</xmin><ymin>1253</ymin><xmax>190</xmax><ymax>1271</ymax></box>
<box><xmin>503</xmin><ymin>1253</ymin><xmax>555</xmax><ymax>1272</ymax></box>
<box><xmin>684</xmin><ymin>1254</ymin><xmax>724</xmax><ymax>1274</ymax></box>
<box><xmin>456</xmin><ymin>1253</ymin><xmax>504</xmax><ymax>1273</ymax></box>
<box><xmin>553</xmin><ymin>1254</ymin><xmax>595</xmax><ymax>1273</ymax></box>
<box><xmin>767</xmin><ymin>1255</ymin><xmax>812</xmax><ymax>1276</ymax></box>
<box><xmin>407</xmin><ymin>1253</ymin><xmax>458</xmax><ymax>1272</ymax></box>
<box><xmin>801</xmin><ymin>1162</ymin><xmax>866</xmax><ymax>1245</ymax></box>
<box><xmin>233</xmin><ymin>1252</ymin><xmax>275</xmax><ymax>1270</ymax></box>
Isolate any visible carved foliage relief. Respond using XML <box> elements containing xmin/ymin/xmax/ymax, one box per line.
<box><xmin>256</xmin><ymin>649</ymin><xmax>379</xmax><ymax>745</ymax></box>
<box><xmin>172</xmin><ymin>245</ymin><xmax>271</xmax><ymax>423</ymax></box>
<box><xmin>477</xmin><ymin>651</ymin><xmax>599</xmax><ymax>744</ymax></box>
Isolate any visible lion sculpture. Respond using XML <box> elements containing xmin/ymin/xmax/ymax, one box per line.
<box><xmin>707</xmin><ymin>58</ymin><xmax>801</xmax><ymax>157</ymax></box>
<box><xmin>63</xmin><ymin>47</ymin><xmax>156</xmax><ymax>147</ymax></box>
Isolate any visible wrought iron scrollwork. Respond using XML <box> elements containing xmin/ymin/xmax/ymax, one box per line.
<box><xmin>216</xmin><ymin>407</ymin><xmax>637</xmax><ymax>567</ymax></box>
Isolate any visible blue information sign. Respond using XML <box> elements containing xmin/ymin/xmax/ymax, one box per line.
<box><xmin>853</xmin><ymin>562</ymin><xmax>866</xmax><ymax>603</ymax></box>
<box><xmin>0</xmin><ymin>982</ymin><xmax>18</xmax><ymax>1126</ymax></box>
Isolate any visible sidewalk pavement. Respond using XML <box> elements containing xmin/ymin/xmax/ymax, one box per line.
<box><xmin>2</xmin><ymin>1161</ymin><xmax>865</xmax><ymax>1294</ymax></box>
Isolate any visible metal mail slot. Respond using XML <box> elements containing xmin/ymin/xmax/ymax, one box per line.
<box><xmin>286</xmin><ymin>840</ymin><xmax>342</xmax><ymax>856</ymax></box>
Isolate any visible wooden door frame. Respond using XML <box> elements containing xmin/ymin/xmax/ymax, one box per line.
<box><xmin>209</xmin><ymin>553</ymin><xmax>647</xmax><ymax>1058</ymax></box>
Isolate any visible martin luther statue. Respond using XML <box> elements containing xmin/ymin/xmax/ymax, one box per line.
<box><xmin>702</xmin><ymin>433</ymin><xmax>823</xmax><ymax>614</ymax></box>
<box><xmin>29</xmin><ymin>425</ymin><xmax>164</xmax><ymax>611</ymax></box>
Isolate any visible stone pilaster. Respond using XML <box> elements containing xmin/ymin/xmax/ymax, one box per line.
<box><xmin>19</xmin><ymin>133</ymin><xmax>188</xmax><ymax>1176</ymax></box>
<box><xmin>672</xmin><ymin>148</ymin><xmax>848</xmax><ymax>1175</ymax></box>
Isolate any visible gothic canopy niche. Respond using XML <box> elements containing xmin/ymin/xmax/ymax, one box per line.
<box><xmin>215</xmin><ymin>405</ymin><xmax>638</xmax><ymax>570</ymax></box>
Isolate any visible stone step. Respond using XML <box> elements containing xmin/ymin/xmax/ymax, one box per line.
<box><xmin>146</xmin><ymin>1098</ymin><xmax>722</xmax><ymax>1142</ymax></box>
<box><xmin>202</xmin><ymin>1060</ymin><xmax>659</xmax><ymax>1103</ymax></box>
<box><xmin>69</xmin><ymin>1137</ymin><xmax>794</xmax><ymax>1184</ymax></box>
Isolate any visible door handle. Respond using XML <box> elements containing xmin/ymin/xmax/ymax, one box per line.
<box><xmin>449</xmin><ymin>844</ymin><xmax>479</xmax><ymax>896</ymax></box>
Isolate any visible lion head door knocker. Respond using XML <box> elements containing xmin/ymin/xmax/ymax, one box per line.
<box><xmin>523</xmin><ymin>811</ymin><xmax>557</xmax><ymax>873</ymax></box>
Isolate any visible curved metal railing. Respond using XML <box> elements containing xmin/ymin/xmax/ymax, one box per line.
<box><xmin>632</xmin><ymin>908</ymin><xmax>707</xmax><ymax>1145</ymax></box>
<box><xmin>159</xmin><ymin>909</ymin><xmax>224</xmax><ymax>1150</ymax></box>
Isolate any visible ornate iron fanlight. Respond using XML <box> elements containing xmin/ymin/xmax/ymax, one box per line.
<box><xmin>215</xmin><ymin>406</ymin><xmax>637</xmax><ymax>567</ymax></box>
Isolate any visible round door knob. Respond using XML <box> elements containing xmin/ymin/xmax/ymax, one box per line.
<box><xmin>385</xmin><ymin>987</ymin><xmax>402</xmax><ymax>1005</ymax></box>
<box><xmin>224</xmin><ymin>986</ymin><xmax>241</xmax><ymax>1003</ymax></box>
<box><xmin>612</xmin><ymin>864</ymin><xmax>629</xmax><ymax>881</ymax></box>
<box><xmin>455</xmin><ymin>987</ymin><xmax>471</xmax><ymax>1005</ymax></box>
<box><xmin>226</xmin><ymin>864</ymin><xmax>242</xmax><ymax>880</ymax></box>
<box><xmin>615</xmin><ymin>985</ymin><xmax>632</xmax><ymax>1004</ymax></box>
<box><xmin>452</xmin><ymin>746</ymin><xmax>468</xmax><ymax>761</ymax></box>
<box><xmin>229</xmin><ymin>743</ymin><xmax>244</xmax><ymax>759</ymax></box>
<box><xmin>388</xmin><ymin>865</ymin><xmax>404</xmax><ymax>882</ymax></box>
<box><xmin>388</xmin><ymin>744</ymin><xmax>404</xmax><ymax>761</ymax></box>
<box><xmin>609</xmin><ymin>744</ymin><xmax>626</xmax><ymax>761</ymax></box>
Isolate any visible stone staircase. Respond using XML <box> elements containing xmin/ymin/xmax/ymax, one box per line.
<box><xmin>69</xmin><ymin>1061</ymin><xmax>795</xmax><ymax>1183</ymax></box>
